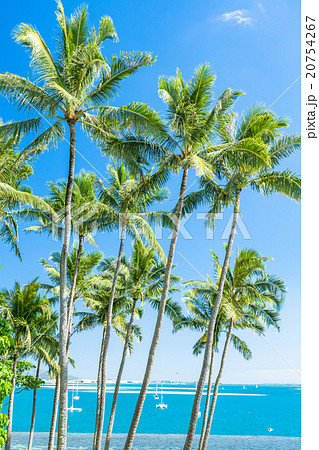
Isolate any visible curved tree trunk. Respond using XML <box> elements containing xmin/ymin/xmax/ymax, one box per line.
<box><xmin>48</xmin><ymin>374</ymin><xmax>60</xmax><ymax>450</ymax></box>
<box><xmin>27</xmin><ymin>359</ymin><xmax>41</xmax><ymax>450</ymax></box>
<box><xmin>57</xmin><ymin>121</ymin><xmax>76</xmax><ymax>450</ymax></box>
<box><xmin>104</xmin><ymin>298</ymin><xmax>138</xmax><ymax>450</ymax></box>
<box><xmin>66</xmin><ymin>234</ymin><xmax>84</xmax><ymax>353</ymax></box>
<box><xmin>5</xmin><ymin>351</ymin><xmax>18</xmax><ymax>450</ymax></box>
<box><xmin>200</xmin><ymin>321</ymin><xmax>233</xmax><ymax>450</ymax></box>
<box><xmin>93</xmin><ymin>224</ymin><xmax>126</xmax><ymax>450</ymax></box>
<box><xmin>198</xmin><ymin>347</ymin><xmax>215</xmax><ymax>449</ymax></box>
<box><xmin>183</xmin><ymin>194</ymin><xmax>240</xmax><ymax>450</ymax></box>
<box><xmin>124</xmin><ymin>168</ymin><xmax>189</xmax><ymax>449</ymax></box>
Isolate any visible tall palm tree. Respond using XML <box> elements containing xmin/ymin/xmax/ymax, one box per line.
<box><xmin>41</xmin><ymin>245</ymin><xmax>104</xmax><ymax>350</ymax></box>
<box><xmin>42</xmin><ymin>245</ymin><xmax>101</xmax><ymax>449</ymax></box>
<box><xmin>103</xmin><ymin>240</ymin><xmax>181</xmax><ymax>449</ymax></box>
<box><xmin>47</xmin><ymin>342</ymin><xmax>75</xmax><ymax>450</ymax></box>
<box><xmin>26</xmin><ymin>311</ymin><xmax>59</xmax><ymax>450</ymax></box>
<box><xmin>92</xmin><ymin>163</ymin><xmax>169</xmax><ymax>449</ymax></box>
<box><xmin>0</xmin><ymin>281</ymin><xmax>51</xmax><ymax>450</ymax></box>
<box><xmin>175</xmin><ymin>282</ymin><xmax>253</xmax><ymax>449</ymax></box>
<box><xmin>110</xmin><ymin>64</ymin><xmax>242</xmax><ymax>449</ymax></box>
<box><xmin>183</xmin><ymin>107</ymin><xmax>301</xmax><ymax>448</ymax></box>
<box><xmin>73</xmin><ymin>282</ymin><xmax>144</xmax><ymax>445</ymax></box>
<box><xmin>24</xmin><ymin>171</ymin><xmax>112</xmax><ymax>352</ymax></box>
<box><xmin>0</xmin><ymin>3</ymin><xmax>162</xmax><ymax>445</ymax></box>
<box><xmin>198</xmin><ymin>248</ymin><xmax>286</xmax><ymax>449</ymax></box>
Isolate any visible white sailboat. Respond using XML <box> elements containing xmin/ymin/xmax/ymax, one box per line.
<box><xmin>156</xmin><ymin>385</ymin><xmax>167</xmax><ymax>409</ymax></box>
<box><xmin>74</xmin><ymin>381</ymin><xmax>80</xmax><ymax>400</ymax></box>
<box><xmin>154</xmin><ymin>382</ymin><xmax>159</xmax><ymax>400</ymax></box>
<box><xmin>68</xmin><ymin>384</ymin><xmax>82</xmax><ymax>412</ymax></box>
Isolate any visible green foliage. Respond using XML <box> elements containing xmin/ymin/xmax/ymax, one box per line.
<box><xmin>0</xmin><ymin>317</ymin><xmax>13</xmax><ymax>447</ymax></box>
<box><xmin>176</xmin><ymin>247</ymin><xmax>286</xmax><ymax>357</ymax></box>
<box><xmin>0</xmin><ymin>1</ymin><xmax>158</xmax><ymax>164</ymax></box>
<box><xmin>0</xmin><ymin>124</ymin><xmax>52</xmax><ymax>259</ymax></box>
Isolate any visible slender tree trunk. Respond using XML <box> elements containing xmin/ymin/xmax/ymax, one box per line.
<box><xmin>93</xmin><ymin>224</ymin><xmax>126</xmax><ymax>450</ymax></box>
<box><xmin>183</xmin><ymin>194</ymin><xmax>240</xmax><ymax>450</ymax></box>
<box><xmin>104</xmin><ymin>298</ymin><xmax>138</xmax><ymax>450</ymax></box>
<box><xmin>66</xmin><ymin>234</ymin><xmax>84</xmax><ymax>353</ymax></box>
<box><xmin>57</xmin><ymin>121</ymin><xmax>76</xmax><ymax>450</ymax></box>
<box><xmin>27</xmin><ymin>359</ymin><xmax>41</xmax><ymax>450</ymax></box>
<box><xmin>48</xmin><ymin>374</ymin><xmax>60</xmax><ymax>450</ymax></box>
<box><xmin>124</xmin><ymin>168</ymin><xmax>189</xmax><ymax>449</ymax></box>
<box><xmin>94</xmin><ymin>327</ymin><xmax>107</xmax><ymax>448</ymax></box>
<box><xmin>198</xmin><ymin>347</ymin><xmax>215</xmax><ymax>449</ymax></box>
<box><xmin>200</xmin><ymin>321</ymin><xmax>233</xmax><ymax>450</ymax></box>
<box><xmin>5</xmin><ymin>351</ymin><xmax>18</xmax><ymax>450</ymax></box>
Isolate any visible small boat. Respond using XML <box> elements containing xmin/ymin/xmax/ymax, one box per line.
<box><xmin>154</xmin><ymin>383</ymin><xmax>159</xmax><ymax>400</ymax></box>
<box><xmin>256</xmin><ymin>384</ymin><xmax>258</xmax><ymax>388</ymax></box>
<box><xmin>267</xmin><ymin>428</ymin><xmax>273</xmax><ymax>432</ymax></box>
<box><xmin>156</xmin><ymin>385</ymin><xmax>167</xmax><ymax>409</ymax></box>
<box><xmin>68</xmin><ymin>385</ymin><xmax>82</xmax><ymax>413</ymax></box>
<box><xmin>68</xmin><ymin>405</ymin><xmax>82</xmax><ymax>412</ymax></box>
<box><xmin>74</xmin><ymin>382</ymin><xmax>80</xmax><ymax>400</ymax></box>
<box><xmin>243</xmin><ymin>386</ymin><xmax>246</xmax><ymax>390</ymax></box>
<box><xmin>198</xmin><ymin>410</ymin><xmax>201</xmax><ymax>418</ymax></box>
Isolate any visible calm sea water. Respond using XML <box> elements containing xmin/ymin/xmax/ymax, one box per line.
<box><xmin>9</xmin><ymin>383</ymin><xmax>300</xmax><ymax>437</ymax></box>
<box><xmin>10</xmin><ymin>432</ymin><xmax>301</xmax><ymax>449</ymax></box>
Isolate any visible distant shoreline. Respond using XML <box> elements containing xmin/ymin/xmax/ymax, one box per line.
<box><xmin>43</xmin><ymin>379</ymin><xmax>301</xmax><ymax>387</ymax></box>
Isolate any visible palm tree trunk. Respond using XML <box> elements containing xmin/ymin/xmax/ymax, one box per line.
<box><xmin>48</xmin><ymin>374</ymin><xmax>60</xmax><ymax>450</ymax></box>
<box><xmin>124</xmin><ymin>168</ymin><xmax>189</xmax><ymax>450</ymax></box>
<box><xmin>198</xmin><ymin>347</ymin><xmax>215</xmax><ymax>449</ymax></box>
<box><xmin>183</xmin><ymin>193</ymin><xmax>240</xmax><ymax>450</ymax></box>
<box><xmin>200</xmin><ymin>320</ymin><xmax>233</xmax><ymax>450</ymax></box>
<box><xmin>57</xmin><ymin>121</ymin><xmax>76</xmax><ymax>450</ymax></box>
<box><xmin>66</xmin><ymin>234</ymin><xmax>84</xmax><ymax>353</ymax></box>
<box><xmin>93</xmin><ymin>224</ymin><xmax>126</xmax><ymax>450</ymax></box>
<box><xmin>27</xmin><ymin>359</ymin><xmax>41</xmax><ymax>450</ymax></box>
<box><xmin>5</xmin><ymin>351</ymin><xmax>18</xmax><ymax>450</ymax></box>
<box><xmin>94</xmin><ymin>327</ymin><xmax>107</xmax><ymax>448</ymax></box>
<box><xmin>104</xmin><ymin>298</ymin><xmax>138</xmax><ymax>450</ymax></box>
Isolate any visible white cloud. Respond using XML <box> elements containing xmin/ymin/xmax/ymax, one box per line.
<box><xmin>219</xmin><ymin>9</ymin><xmax>253</xmax><ymax>26</ymax></box>
<box><xmin>258</xmin><ymin>3</ymin><xmax>266</xmax><ymax>13</ymax></box>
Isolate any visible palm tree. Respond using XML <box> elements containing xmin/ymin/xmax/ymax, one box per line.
<box><xmin>26</xmin><ymin>311</ymin><xmax>59</xmax><ymax>450</ymax></box>
<box><xmin>73</xmin><ymin>281</ymin><xmax>144</xmax><ymax>446</ymax></box>
<box><xmin>24</xmin><ymin>171</ymin><xmax>111</xmax><ymax>352</ymax></box>
<box><xmin>183</xmin><ymin>107</ymin><xmax>301</xmax><ymax>448</ymax></box>
<box><xmin>41</xmin><ymin>246</ymin><xmax>96</xmax><ymax>450</ymax></box>
<box><xmin>0</xmin><ymin>3</ymin><xmax>162</xmax><ymax>445</ymax></box>
<box><xmin>41</xmin><ymin>245</ymin><xmax>104</xmax><ymax>351</ymax></box>
<box><xmin>175</xmin><ymin>282</ymin><xmax>253</xmax><ymax>449</ymax></box>
<box><xmin>112</xmin><ymin>64</ymin><xmax>241</xmax><ymax>449</ymax></box>
<box><xmin>198</xmin><ymin>248</ymin><xmax>286</xmax><ymax>449</ymax></box>
<box><xmin>103</xmin><ymin>240</ymin><xmax>181</xmax><ymax>449</ymax></box>
<box><xmin>0</xmin><ymin>122</ymin><xmax>53</xmax><ymax>259</ymax></box>
<box><xmin>0</xmin><ymin>281</ymin><xmax>51</xmax><ymax>450</ymax></box>
<box><xmin>47</xmin><ymin>341</ymin><xmax>75</xmax><ymax>450</ymax></box>
<box><xmin>92</xmin><ymin>163</ymin><xmax>169</xmax><ymax>449</ymax></box>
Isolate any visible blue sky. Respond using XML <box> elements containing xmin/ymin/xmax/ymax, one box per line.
<box><xmin>0</xmin><ymin>0</ymin><xmax>300</xmax><ymax>383</ymax></box>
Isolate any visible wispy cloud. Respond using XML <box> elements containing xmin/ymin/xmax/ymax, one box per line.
<box><xmin>219</xmin><ymin>9</ymin><xmax>253</xmax><ymax>26</ymax></box>
<box><xmin>258</xmin><ymin>3</ymin><xmax>266</xmax><ymax>13</ymax></box>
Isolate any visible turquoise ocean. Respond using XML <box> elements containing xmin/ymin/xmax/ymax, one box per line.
<box><xmin>7</xmin><ymin>383</ymin><xmax>301</xmax><ymax>449</ymax></box>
